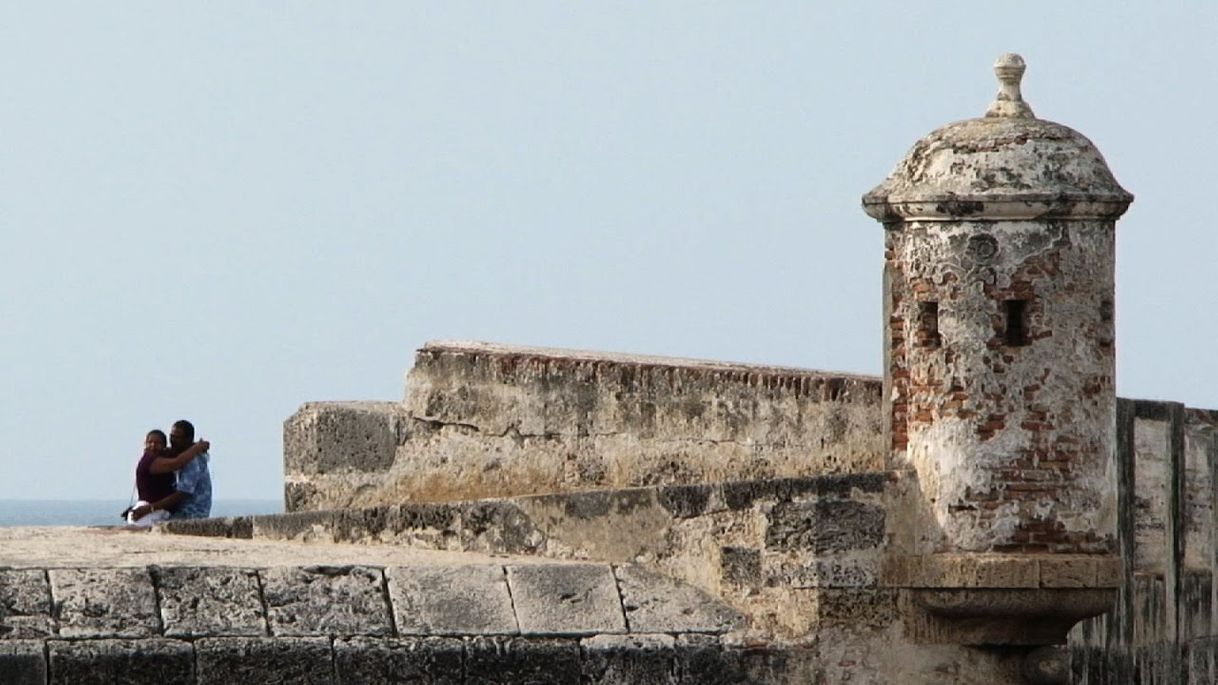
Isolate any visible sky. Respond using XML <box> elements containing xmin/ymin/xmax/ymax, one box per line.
<box><xmin>1</xmin><ymin>3</ymin><xmax>1215</xmax><ymax>502</ymax></box>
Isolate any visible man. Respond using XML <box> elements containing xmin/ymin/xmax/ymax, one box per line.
<box><xmin>167</xmin><ymin>419</ymin><xmax>212</xmax><ymax>519</ymax></box>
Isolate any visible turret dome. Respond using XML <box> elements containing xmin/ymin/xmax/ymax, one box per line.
<box><xmin>862</xmin><ymin>54</ymin><xmax>1132</xmax><ymax>222</ymax></box>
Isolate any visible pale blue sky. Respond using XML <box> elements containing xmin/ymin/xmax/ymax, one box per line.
<box><xmin>2</xmin><ymin>3</ymin><xmax>1215</xmax><ymax>501</ymax></box>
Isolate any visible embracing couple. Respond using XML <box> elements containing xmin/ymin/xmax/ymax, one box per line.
<box><xmin>126</xmin><ymin>419</ymin><xmax>213</xmax><ymax>527</ymax></box>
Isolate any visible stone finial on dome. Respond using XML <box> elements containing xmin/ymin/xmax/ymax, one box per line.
<box><xmin>985</xmin><ymin>53</ymin><xmax>1034</xmax><ymax>119</ymax></box>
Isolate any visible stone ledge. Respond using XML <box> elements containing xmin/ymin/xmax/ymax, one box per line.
<box><xmin>169</xmin><ymin>472</ymin><xmax>896</xmax><ymax>553</ymax></box>
<box><xmin>881</xmin><ymin>554</ymin><xmax>1122</xmax><ymax>589</ymax></box>
<box><xmin>902</xmin><ymin>588</ymin><xmax>1115</xmax><ymax>646</ymax></box>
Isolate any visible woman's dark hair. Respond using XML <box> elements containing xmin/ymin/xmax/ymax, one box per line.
<box><xmin>146</xmin><ymin>429</ymin><xmax>167</xmax><ymax>443</ymax></box>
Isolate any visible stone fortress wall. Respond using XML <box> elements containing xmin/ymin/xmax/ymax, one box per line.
<box><xmin>281</xmin><ymin>341</ymin><xmax>1218</xmax><ymax>683</ymax></box>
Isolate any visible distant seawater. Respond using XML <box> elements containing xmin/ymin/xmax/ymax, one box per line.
<box><xmin>0</xmin><ymin>499</ymin><xmax>283</xmax><ymax>527</ymax></box>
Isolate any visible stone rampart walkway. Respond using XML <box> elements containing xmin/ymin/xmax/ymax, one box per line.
<box><xmin>0</xmin><ymin>527</ymin><xmax>747</xmax><ymax>684</ymax></box>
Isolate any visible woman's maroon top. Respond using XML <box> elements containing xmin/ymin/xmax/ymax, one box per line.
<box><xmin>135</xmin><ymin>450</ymin><xmax>176</xmax><ymax>504</ymax></box>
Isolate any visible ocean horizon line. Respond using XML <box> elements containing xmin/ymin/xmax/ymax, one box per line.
<box><xmin>0</xmin><ymin>498</ymin><xmax>284</xmax><ymax>527</ymax></box>
<box><xmin>0</xmin><ymin>497</ymin><xmax>282</xmax><ymax>504</ymax></box>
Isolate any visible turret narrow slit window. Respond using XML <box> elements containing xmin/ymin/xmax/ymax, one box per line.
<box><xmin>917</xmin><ymin>301</ymin><xmax>941</xmax><ymax>348</ymax></box>
<box><xmin>1004</xmin><ymin>299</ymin><xmax>1030</xmax><ymax>346</ymax></box>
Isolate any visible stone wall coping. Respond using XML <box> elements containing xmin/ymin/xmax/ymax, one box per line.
<box><xmin>419</xmin><ymin>340</ymin><xmax>881</xmax><ymax>385</ymax></box>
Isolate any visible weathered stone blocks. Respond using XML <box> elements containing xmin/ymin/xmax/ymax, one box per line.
<box><xmin>614</xmin><ymin>565</ymin><xmax>741</xmax><ymax>634</ymax></box>
<box><xmin>1039</xmin><ymin>557</ymin><xmax>1099</xmax><ymax>588</ymax></box>
<box><xmin>195</xmin><ymin>636</ymin><xmax>332</xmax><ymax>684</ymax></box>
<box><xmin>767</xmin><ymin>557</ymin><xmax>878</xmax><ymax>589</ymax></box>
<box><xmin>251</xmin><ymin>510</ymin><xmax>339</xmax><ymax>542</ymax></box>
<box><xmin>0</xmin><ymin>569</ymin><xmax>54</xmax><ymax>638</ymax></box>
<box><xmin>284</xmin><ymin>401</ymin><xmax>402</xmax><ymax>475</ymax></box>
<box><xmin>261</xmin><ymin>565</ymin><xmax>391</xmax><ymax>636</ymax></box>
<box><xmin>387</xmin><ymin>565</ymin><xmax>517</xmax><ymax>635</ymax></box>
<box><xmin>155</xmin><ymin>566</ymin><xmax>266</xmax><ymax>637</ymax></box>
<box><xmin>48</xmin><ymin>638</ymin><xmax>193</xmax><ymax>685</ymax></box>
<box><xmin>814</xmin><ymin>589</ymin><xmax>896</xmax><ymax>625</ymax></box>
<box><xmin>455</xmin><ymin>501</ymin><xmax>546</xmax><ymax>554</ymax></box>
<box><xmin>506</xmin><ymin>564</ymin><xmax>626</xmax><ymax>636</ymax></box>
<box><xmin>722</xmin><ymin>473</ymin><xmax>887</xmax><ymax>511</ymax></box>
<box><xmin>716</xmin><ymin>638</ymin><xmax>818</xmax><ymax>685</ymax></box>
<box><xmin>765</xmin><ymin>499</ymin><xmax>885</xmax><ymax>553</ymax></box>
<box><xmin>334</xmin><ymin>636</ymin><xmax>463</xmax><ymax>684</ymax></box>
<box><xmin>464</xmin><ymin>636</ymin><xmax>581</xmax><ymax>684</ymax></box>
<box><xmin>657</xmin><ymin>484</ymin><xmax>718</xmax><ymax>519</ymax></box>
<box><xmin>581</xmin><ymin>633</ymin><xmax>677</xmax><ymax>683</ymax></box>
<box><xmin>719</xmin><ymin>546</ymin><xmax>762</xmax><ymax>588</ymax></box>
<box><xmin>0</xmin><ymin>641</ymin><xmax>46</xmax><ymax>685</ymax></box>
<box><xmin>49</xmin><ymin>569</ymin><xmax>159</xmax><ymax>638</ymax></box>
<box><xmin>676</xmin><ymin>634</ymin><xmax>797</xmax><ymax>685</ymax></box>
<box><xmin>158</xmin><ymin>516</ymin><xmax>254</xmax><ymax>539</ymax></box>
<box><xmin>673</xmin><ymin>634</ymin><xmax>732</xmax><ymax>684</ymax></box>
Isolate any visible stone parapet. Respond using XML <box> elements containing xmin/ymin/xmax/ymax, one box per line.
<box><xmin>158</xmin><ymin>472</ymin><xmax>1106</xmax><ymax>681</ymax></box>
<box><xmin>0</xmin><ymin>563</ymin><xmax>740</xmax><ymax>643</ymax></box>
<box><xmin>166</xmin><ymin>472</ymin><xmax>897</xmax><ymax>643</ymax></box>
<box><xmin>0</xmin><ymin>559</ymin><xmax>750</xmax><ymax>684</ymax></box>
<box><xmin>283</xmin><ymin>341</ymin><xmax>884</xmax><ymax>510</ymax></box>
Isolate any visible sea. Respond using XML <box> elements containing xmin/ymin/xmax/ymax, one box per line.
<box><xmin>0</xmin><ymin>499</ymin><xmax>283</xmax><ymax>527</ymax></box>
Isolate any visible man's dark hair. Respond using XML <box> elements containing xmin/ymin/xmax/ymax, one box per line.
<box><xmin>172</xmin><ymin>420</ymin><xmax>195</xmax><ymax>442</ymax></box>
